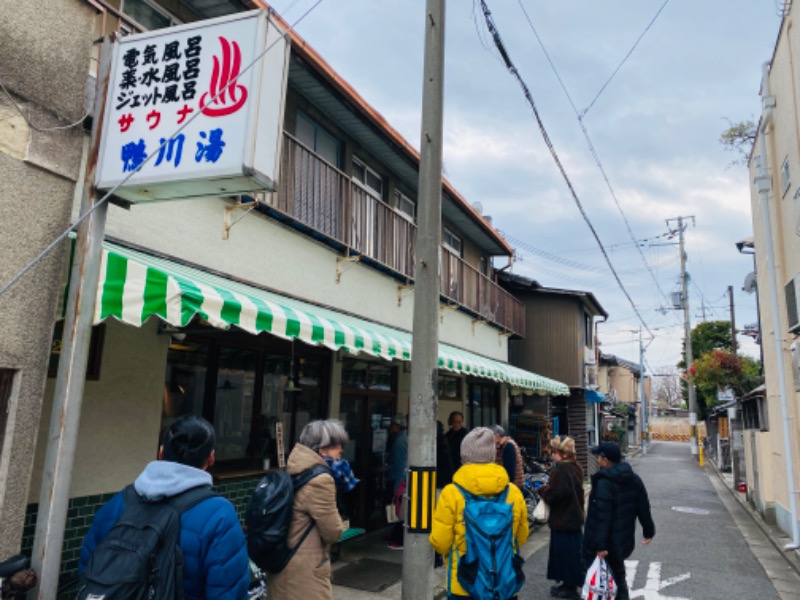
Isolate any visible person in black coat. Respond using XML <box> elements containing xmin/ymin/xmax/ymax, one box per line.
<box><xmin>538</xmin><ymin>437</ymin><xmax>584</xmax><ymax>599</ymax></box>
<box><xmin>444</xmin><ymin>411</ymin><xmax>468</xmax><ymax>471</ymax></box>
<box><xmin>583</xmin><ymin>442</ymin><xmax>655</xmax><ymax>600</ymax></box>
<box><xmin>436</xmin><ymin>421</ymin><xmax>455</xmax><ymax>488</ymax></box>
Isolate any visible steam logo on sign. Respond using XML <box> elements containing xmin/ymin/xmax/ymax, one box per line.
<box><xmin>199</xmin><ymin>36</ymin><xmax>248</xmax><ymax>117</ymax></box>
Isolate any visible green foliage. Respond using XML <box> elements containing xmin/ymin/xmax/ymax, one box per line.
<box><xmin>688</xmin><ymin>349</ymin><xmax>763</xmax><ymax>418</ymax></box>
<box><xmin>720</xmin><ymin>118</ymin><xmax>756</xmax><ymax>165</ymax></box>
<box><xmin>677</xmin><ymin>321</ymin><xmax>732</xmax><ymax>370</ymax></box>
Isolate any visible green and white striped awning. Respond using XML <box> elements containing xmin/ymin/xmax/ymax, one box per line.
<box><xmin>90</xmin><ymin>240</ymin><xmax>569</xmax><ymax>396</ymax></box>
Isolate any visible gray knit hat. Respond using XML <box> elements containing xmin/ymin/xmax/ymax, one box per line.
<box><xmin>460</xmin><ymin>427</ymin><xmax>497</xmax><ymax>464</ymax></box>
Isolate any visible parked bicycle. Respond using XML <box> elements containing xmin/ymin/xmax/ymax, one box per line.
<box><xmin>521</xmin><ymin>471</ymin><xmax>549</xmax><ymax>530</ymax></box>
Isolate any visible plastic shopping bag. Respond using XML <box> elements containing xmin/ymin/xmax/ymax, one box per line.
<box><xmin>582</xmin><ymin>556</ymin><xmax>617</xmax><ymax>600</ymax></box>
<box><xmin>532</xmin><ymin>500</ymin><xmax>549</xmax><ymax>523</ymax></box>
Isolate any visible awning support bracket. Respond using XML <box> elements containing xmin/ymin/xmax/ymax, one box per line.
<box><xmin>223</xmin><ymin>197</ymin><xmax>260</xmax><ymax>240</ymax></box>
<box><xmin>336</xmin><ymin>253</ymin><xmax>361</xmax><ymax>283</ymax></box>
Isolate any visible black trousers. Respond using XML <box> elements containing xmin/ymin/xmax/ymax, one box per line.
<box><xmin>582</xmin><ymin>550</ymin><xmax>629</xmax><ymax>600</ymax></box>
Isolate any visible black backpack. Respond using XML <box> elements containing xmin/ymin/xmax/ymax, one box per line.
<box><xmin>78</xmin><ymin>484</ymin><xmax>215</xmax><ymax>600</ymax></box>
<box><xmin>246</xmin><ymin>465</ymin><xmax>331</xmax><ymax>574</ymax></box>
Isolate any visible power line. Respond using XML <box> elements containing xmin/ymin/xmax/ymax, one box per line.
<box><xmin>506</xmin><ymin>231</ymin><xmax>678</xmax><ymax>276</ymax></box>
<box><xmin>0</xmin><ymin>1</ymin><xmax>326</xmax><ymax>298</ymax></box>
<box><xmin>515</xmin><ymin>0</ymin><xmax>677</xmax><ymax>317</ymax></box>
<box><xmin>579</xmin><ymin>0</ymin><xmax>672</xmax><ymax>117</ymax></box>
<box><xmin>478</xmin><ymin>0</ymin><xmax>653</xmax><ymax>338</ymax></box>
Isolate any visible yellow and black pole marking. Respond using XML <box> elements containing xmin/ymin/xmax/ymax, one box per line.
<box><xmin>406</xmin><ymin>466</ymin><xmax>436</xmax><ymax>533</ymax></box>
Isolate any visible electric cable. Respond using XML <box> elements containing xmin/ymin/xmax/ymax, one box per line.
<box><xmin>0</xmin><ymin>1</ymin><xmax>326</xmax><ymax>298</ymax></box>
<box><xmin>516</xmin><ymin>0</ymin><xmax>677</xmax><ymax>319</ymax></box>
<box><xmin>577</xmin><ymin>0</ymin><xmax>671</xmax><ymax>118</ymax></box>
<box><xmin>0</xmin><ymin>78</ymin><xmax>89</xmax><ymax>132</ymax></box>
<box><xmin>479</xmin><ymin>0</ymin><xmax>653</xmax><ymax>338</ymax></box>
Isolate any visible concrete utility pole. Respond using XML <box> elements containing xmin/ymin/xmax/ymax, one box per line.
<box><xmin>403</xmin><ymin>1</ymin><xmax>445</xmax><ymax>597</ymax></box>
<box><xmin>667</xmin><ymin>215</ymin><xmax>698</xmax><ymax>457</ymax></box>
<box><xmin>32</xmin><ymin>38</ymin><xmax>113</xmax><ymax>599</ymax></box>
<box><xmin>639</xmin><ymin>327</ymin><xmax>647</xmax><ymax>455</ymax></box>
<box><xmin>728</xmin><ymin>285</ymin><xmax>738</xmax><ymax>354</ymax></box>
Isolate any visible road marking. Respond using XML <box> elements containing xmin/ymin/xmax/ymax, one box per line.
<box><xmin>625</xmin><ymin>560</ymin><xmax>692</xmax><ymax>599</ymax></box>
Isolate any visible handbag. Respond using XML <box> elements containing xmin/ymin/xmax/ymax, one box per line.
<box><xmin>582</xmin><ymin>556</ymin><xmax>617</xmax><ymax>600</ymax></box>
<box><xmin>532</xmin><ymin>499</ymin><xmax>549</xmax><ymax>523</ymax></box>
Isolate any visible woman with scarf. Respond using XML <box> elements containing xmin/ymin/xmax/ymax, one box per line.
<box><xmin>267</xmin><ymin>419</ymin><xmax>357</xmax><ymax>600</ymax></box>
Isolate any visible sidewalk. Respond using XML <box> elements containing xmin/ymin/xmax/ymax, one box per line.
<box><xmin>707</xmin><ymin>459</ymin><xmax>800</xmax><ymax>599</ymax></box>
<box><xmin>331</xmin><ymin>522</ymin><xmax>551</xmax><ymax>599</ymax></box>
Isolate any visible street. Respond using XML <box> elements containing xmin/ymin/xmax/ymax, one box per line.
<box><xmin>518</xmin><ymin>441</ymin><xmax>800</xmax><ymax>600</ymax></box>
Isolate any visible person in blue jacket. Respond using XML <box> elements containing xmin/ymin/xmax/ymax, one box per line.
<box><xmin>79</xmin><ymin>415</ymin><xmax>250</xmax><ymax>600</ymax></box>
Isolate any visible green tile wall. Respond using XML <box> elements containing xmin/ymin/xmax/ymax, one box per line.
<box><xmin>20</xmin><ymin>475</ymin><xmax>262</xmax><ymax>598</ymax></box>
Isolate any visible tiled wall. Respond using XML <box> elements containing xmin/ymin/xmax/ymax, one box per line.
<box><xmin>20</xmin><ymin>475</ymin><xmax>262</xmax><ymax>596</ymax></box>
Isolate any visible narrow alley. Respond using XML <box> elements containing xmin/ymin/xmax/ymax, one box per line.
<box><xmin>521</xmin><ymin>441</ymin><xmax>800</xmax><ymax>599</ymax></box>
<box><xmin>333</xmin><ymin>441</ymin><xmax>800</xmax><ymax>599</ymax></box>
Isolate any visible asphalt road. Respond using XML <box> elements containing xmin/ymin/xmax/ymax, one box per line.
<box><xmin>518</xmin><ymin>441</ymin><xmax>785</xmax><ymax>600</ymax></box>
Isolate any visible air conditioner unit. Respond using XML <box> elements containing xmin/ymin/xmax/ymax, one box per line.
<box><xmin>785</xmin><ymin>275</ymin><xmax>800</xmax><ymax>332</ymax></box>
<box><xmin>791</xmin><ymin>340</ymin><xmax>800</xmax><ymax>392</ymax></box>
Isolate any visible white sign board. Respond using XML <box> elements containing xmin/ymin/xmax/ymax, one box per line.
<box><xmin>96</xmin><ymin>10</ymin><xmax>289</xmax><ymax>202</ymax></box>
<box><xmin>717</xmin><ymin>387</ymin><xmax>735</xmax><ymax>403</ymax></box>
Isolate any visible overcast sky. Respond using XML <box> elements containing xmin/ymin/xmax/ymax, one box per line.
<box><xmin>268</xmin><ymin>0</ymin><xmax>782</xmax><ymax>373</ymax></box>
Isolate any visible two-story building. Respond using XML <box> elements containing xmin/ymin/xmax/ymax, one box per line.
<box><xmin>0</xmin><ymin>0</ymin><xmax>571</xmax><ymax>579</ymax></box>
<box><xmin>497</xmin><ymin>272</ymin><xmax>607</xmax><ymax>473</ymax></box>
<box><xmin>744</xmin><ymin>0</ymin><xmax>800</xmax><ymax>543</ymax></box>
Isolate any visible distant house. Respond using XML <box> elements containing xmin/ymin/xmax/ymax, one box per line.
<box><xmin>598</xmin><ymin>352</ymin><xmax>644</xmax><ymax>448</ymax></box>
<box><xmin>497</xmin><ymin>272</ymin><xmax>608</xmax><ymax>473</ymax></box>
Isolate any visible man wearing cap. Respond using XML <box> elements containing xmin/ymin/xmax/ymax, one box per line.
<box><xmin>583</xmin><ymin>442</ymin><xmax>655</xmax><ymax>600</ymax></box>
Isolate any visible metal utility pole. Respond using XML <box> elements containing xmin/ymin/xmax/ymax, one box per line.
<box><xmin>32</xmin><ymin>38</ymin><xmax>113</xmax><ymax>599</ymax></box>
<box><xmin>639</xmin><ymin>327</ymin><xmax>647</xmax><ymax>455</ymax></box>
<box><xmin>728</xmin><ymin>285</ymin><xmax>738</xmax><ymax>354</ymax></box>
<box><xmin>403</xmin><ymin>1</ymin><xmax>445</xmax><ymax>598</ymax></box>
<box><xmin>667</xmin><ymin>215</ymin><xmax>698</xmax><ymax>457</ymax></box>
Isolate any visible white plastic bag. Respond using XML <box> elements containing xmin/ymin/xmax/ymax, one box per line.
<box><xmin>532</xmin><ymin>499</ymin><xmax>549</xmax><ymax>523</ymax></box>
<box><xmin>582</xmin><ymin>556</ymin><xmax>617</xmax><ymax>600</ymax></box>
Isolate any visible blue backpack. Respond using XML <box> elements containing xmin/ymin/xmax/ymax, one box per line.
<box><xmin>453</xmin><ymin>484</ymin><xmax>525</xmax><ymax>600</ymax></box>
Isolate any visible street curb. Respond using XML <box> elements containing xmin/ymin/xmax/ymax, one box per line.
<box><xmin>709</xmin><ymin>461</ymin><xmax>800</xmax><ymax>577</ymax></box>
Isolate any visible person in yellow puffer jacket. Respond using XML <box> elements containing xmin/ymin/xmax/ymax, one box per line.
<box><xmin>429</xmin><ymin>427</ymin><xmax>530</xmax><ymax>599</ymax></box>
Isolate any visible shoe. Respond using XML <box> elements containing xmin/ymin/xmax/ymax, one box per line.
<box><xmin>388</xmin><ymin>542</ymin><xmax>404</xmax><ymax>550</ymax></box>
<box><xmin>556</xmin><ymin>587</ymin><xmax>580</xmax><ymax>600</ymax></box>
<box><xmin>550</xmin><ymin>584</ymin><xmax>564</xmax><ymax>597</ymax></box>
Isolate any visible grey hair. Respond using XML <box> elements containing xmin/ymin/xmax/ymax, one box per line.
<box><xmin>490</xmin><ymin>424</ymin><xmax>506</xmax><ymax>437</ymax></box>
<box><xmin>299</xmin><ymin>419</ymin><xmax>349</xmax><ymax>452</ymax></box>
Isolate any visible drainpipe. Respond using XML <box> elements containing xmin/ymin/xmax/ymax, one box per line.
<box><xmin>755</xmin><ymin>60</ymin><xmax>800</xmax><ymax>550</ymax></box>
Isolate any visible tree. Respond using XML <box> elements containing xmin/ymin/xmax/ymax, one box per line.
<box><xmin>677</xmin><ymin>320</ymin><xmax>733</xmax><ymax>371</ymax></box>
<box><xmin>650</xmin><ymin>367</ymin><xmax>682</xmax><ymax>407</ymax></box>
<box><xmin>688</xmin><ymin>349</ymin><xmax>762</xmax><ymax>417</ymax></box>
<box><xmin>720</xmin><ymin>118</ymin><xmax>756</xmax><ymax>166</ymax></box>
<box><xmin>677</xmin><ymin>321</ymin><xmax>738</xmax><ymax>419</ymax></box>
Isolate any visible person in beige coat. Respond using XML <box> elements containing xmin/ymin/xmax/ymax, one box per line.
<box><xmin>267</xmin><ymin>420</ymin><xmax>348</xmax><ymax>600</ymax></box>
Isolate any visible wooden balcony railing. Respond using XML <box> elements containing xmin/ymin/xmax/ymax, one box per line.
<box><xmin>274</xmin><ymin>133</ymin><xmax>525</xmax><ymax>336</ymax></box>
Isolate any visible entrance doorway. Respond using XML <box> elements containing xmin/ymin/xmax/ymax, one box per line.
<box><xmin>339</xmin><ymin>359</ymin><xmax>397</xmax><ymax>529</ymax></box>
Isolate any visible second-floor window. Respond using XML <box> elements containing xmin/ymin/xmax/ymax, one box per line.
<box><xmin>443</xmin><ymin>227</ymin><xmax>462</xmax><ymax>256</ymax></box>
<box><xmin>585</xmin><ymin>314</ymin><xmax>594</xmax><ymax>348</ymax></box>
<box><xmin>352</xmin><ymin>158</ymin><xmax>383</xmax><ymax>197</ymax></box>
<box><xmin>394</xmin><ymin>190</ymin><xmax>415</xmax><ymax>221</ymax></box>
<box><xmin>296</xmin><ymin>111</ymin><xmax>341</xmax><ymax>168</ymax></box>
<box><xmin>121</xmin><ymin>0</ymin><xmax>179</xmax><ymax>31</ymax></box>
